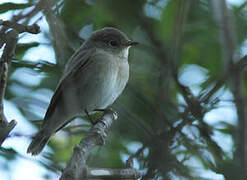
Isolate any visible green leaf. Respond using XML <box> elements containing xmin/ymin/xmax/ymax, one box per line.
<box><xmin>0</xmin><ymin>147</ymin><xmax>17</xmax><ymax>160</ymax></box>
<box><xmin>11</xmin><ymin>59</ymin><xmax>58</xmax><ymax>73</ymax></box>
<box><xmin>0</xmin><ymin>3</ymin><xmax>32</xmax><ymax>14</ymax></box>
<box><xmin>61</xmin><ymin>1</ymin><xmax>91</xmax><ymax>24</ymax></box>
<box><xmin>15</xmin><ymin>42</ymin><xmax>39</xmax><ymax>59</ymax></box>
<box><xmin>214</xmin><ymin>122</ymin><xmax>234</xmax><ymax>135</ymax></box>
<box><xmin>157</xmin><ymin>0</ymin><xmax>179</xmax><ymax>42</ymax></box>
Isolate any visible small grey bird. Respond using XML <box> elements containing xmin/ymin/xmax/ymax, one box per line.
<box><xmin>27</xmin><ymin>27</ymin><xmax>138</xmax><ymax>155</ymax></box>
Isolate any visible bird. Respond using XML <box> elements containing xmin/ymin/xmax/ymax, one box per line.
<box><xmin>27</xmin><ymin>27</ymin><xmax>138</xmax><ymax>155</ymax></box>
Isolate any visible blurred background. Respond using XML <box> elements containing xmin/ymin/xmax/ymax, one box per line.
<box><xmin>1</xmin><ymin>0</ymin><xmax>247</xmax><ymax>179</ymax></box>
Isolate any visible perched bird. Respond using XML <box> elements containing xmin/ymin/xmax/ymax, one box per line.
<box><xmin>27</xmin><ymin>27</ymin><xmax>138</xmax><ymax>155</ymax></box>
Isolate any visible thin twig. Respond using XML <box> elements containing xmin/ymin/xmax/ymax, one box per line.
<box><xmin>126</xmin><ymin>145</ymin><xmax>146</xmax><ymax>168</ymax></box>
<box><xmin>87</xmin><ymin>167</ymin><xmax>141</xmax><ymax>179</ymax></box>
<box><xmin>0</xmin><ymin>20</ymin><xmax>40</xmax><ymax>34</ymax></box>
<box><xmin>0</xmin><ymin>63</ymin><xmax>8</xmax><ymax>119</ymax></box>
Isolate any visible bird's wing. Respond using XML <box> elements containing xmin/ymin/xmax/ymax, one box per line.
<box><xmin>42</xmin><ymin>48</ymin><xmax>95</xmax><ymax>126</ymax></box>
<box><xmin>64</xmin><ymin>45</ymin><xmax>90</xmax><ymax>74</ymax></box>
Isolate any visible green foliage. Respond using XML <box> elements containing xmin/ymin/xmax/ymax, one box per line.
<box><xmin>15</xmin><ymin>43</ymin><xmax>39</xmax><ymax>59</ymax></box>
<box><xmin>0</xmin><ymin>147</ymin><xmax>17</xmax><ymax>161</ymax></box>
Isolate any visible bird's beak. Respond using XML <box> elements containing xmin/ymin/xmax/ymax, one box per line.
<box><xmin>126</xmin><ymin>41</ymin><xmax>139</xmax><ymax>46</ymax></box>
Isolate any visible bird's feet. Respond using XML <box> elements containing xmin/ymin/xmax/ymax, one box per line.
<box><xmin>85</xmin><ymin>109</ymin><xmax>115</xmax><ymax>126</ymax></box>
<box><xmin>84</xmin><ymin>110</ymin><xmax>96</xmax><ymax>125</ymax></box>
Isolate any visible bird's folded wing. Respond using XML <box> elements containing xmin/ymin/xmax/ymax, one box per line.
<box><xmin>42</xmin><ymin>48</ymin><xmax>95</xmax><ymax>125</ymax></box>
<box><xmin>65</xmin><ymin>45</ymin><xmax>92</xmax><ymax>73</ymax></box>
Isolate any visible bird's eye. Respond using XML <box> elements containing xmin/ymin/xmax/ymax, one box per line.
<box><xmin>109</xmin><ymin>40</ymin><xmax>118</xmax><ymax>47</ymax></box>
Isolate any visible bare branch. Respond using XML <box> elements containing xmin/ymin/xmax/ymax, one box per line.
<box><xmin>60</xmin><ymin>109</ymin><xmax>141</xmax><ymax>180</ymax></box>
<box><xmin>0</xmin><ymin>63</ymin><xmax>9</xmax><ymax>116</ymax></box>
<box><xmin>126</xmin><ymin>145</ymin><xmax>146</xmax><ymax>168</ymax></box>
<box><xmin>0</xmin><ymin>16</ymin><xmax>40</xmax><ymax>145</ymax></box>
<box><xmin>211</xmin><ymin>0</ymin><xmax>236</xmax><ymax>67</ymax></box>
<box><xmin>42</xmin><ymin>0</ymin><xmax>73</xmax><ymax>66</ymax></box>
<box><xmin>87</xmin><ymin>167</ymin><xmax>141</xmax><ymax>179</ymax></box>
<box><xmin>0</xmin><ymin>20</ymin><xmax>40</xmax><ymax>34</ymax></box>
<box><xmin>211</xmin><ymin>0</ymin><xmax>247</xmax><ymax>169</ymax></box>
<box><xmin>0</xmin><ymin>30</ymin><xmax>19</xmax><ymax>145</ymax></box>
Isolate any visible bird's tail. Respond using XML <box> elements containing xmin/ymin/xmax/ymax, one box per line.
<box><xmin>27</xmin><ymin>130</ymin><xmax>51</xmax><ymax>155</ymax></box>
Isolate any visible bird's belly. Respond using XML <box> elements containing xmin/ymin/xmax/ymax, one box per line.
<box><xmin>75</xmin><ymin>60</ymin><xmax>129</xmax><ymax>114</ymax></box>
<box><xmin>96</xmin><ymin>73</ymin><xmax>125</xmax><ymax>109</ymax></box>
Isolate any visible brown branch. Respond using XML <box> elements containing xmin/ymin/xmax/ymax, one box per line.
<box><xmin>41</xmin><ymin>0</ymin><xmax>73</xmax><ymax>66</ymax></box>
<box><xmin>0</xmin><ymin>17</ymin><xmax>40</xmax><ymax>145</ymax></box>
<box><xmin>126</xmin><ymin>145</ymin><xmax>146</xmax><ymax>168</ymax></box>
<box><xmin>211</xmin><ymin>0</ymin><xmax>247</xmax><ymax>170</ymax></box>
<box><xmin>0</xmin><ymin>30</ymin><xmax>19</xmax><ymax>145</ymax></box>
<box><xmin>211</xmin><ymin>0</ymin><xmax>236</xmax><ymax>67</ymax></box>
<box><xmin>0</xmin><ymin>20</ymin><xmax>40</xmax><ymax>34</ymax></box>
<box><xmin>87</xmin><ymin>167</ymin><xmax>141</xmax><ymax>179</ymax></box>
<box><xmin>60</xmin><ymin>109</ymin><xmax>141</xmax><ymax>180</ymax></box>
<box><xmin>0</xmin><ymin>63</ymin><xmax>8</xmax><ymax>118</ymax></box>
<box><xmin>0</xmin><ymin>0</ymin><xmax>44</xmax><ymax>48</ymax></box>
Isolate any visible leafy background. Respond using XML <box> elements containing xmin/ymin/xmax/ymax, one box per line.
<box><xmin>1</xmin><ymin>0</ymin><xmax>247</xmax><ymax>179</ymax></box>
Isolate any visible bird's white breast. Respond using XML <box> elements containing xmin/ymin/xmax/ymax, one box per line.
<box><xmin>99</xmin><ymin>50</ymin><xmax>129</xmax><ymax>108</ymax></box>
<box><xmin>121</xmin><ymin>47</ymin><xmax>130</xmax><ymax>59</ymax></box>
